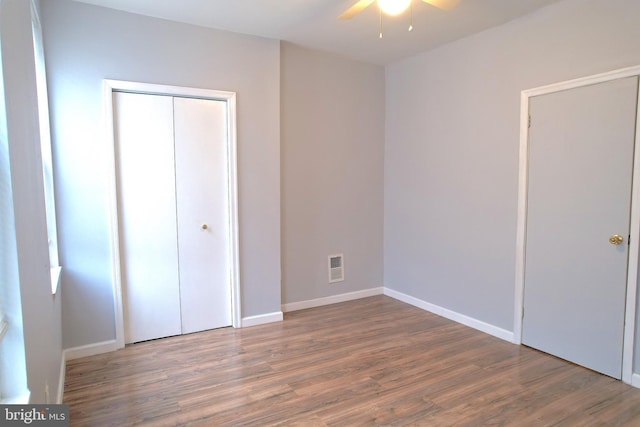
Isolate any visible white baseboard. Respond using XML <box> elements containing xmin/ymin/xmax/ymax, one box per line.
<box><xmin>57</xmin><ymin>353</ymin><xmax>65</xmax><ymax>404</ymax></box>
<box><xmin>242</xmin><ymin>311</ymin><xmax>283</xmax><ymax>328</ymax></box>
<box><xmin>64</xmin><ymin>339</ymin><xmax>118</xmax><ymax>361</ymax></box>
<box><xmin>631</xmin><ymin>373</ymin><xmax>640</xmax><ymax>388</ymax></box>
<box><xmin>282</xmin><ymin>287</ymin><xmax>384</xmax><ymax>313</ymax></box>
<box><xmin>383</xmin><ymin>287</ymin><xmax>515</xmax><ymax>343</ymax></box>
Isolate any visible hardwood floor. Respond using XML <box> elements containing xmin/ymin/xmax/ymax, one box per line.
<box><xmin>64</xmin><ymin>296</ymin><xmax>640</xmax><ymax>426</ymax></box>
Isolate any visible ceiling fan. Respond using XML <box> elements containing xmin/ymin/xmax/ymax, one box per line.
<box><xmin>338</xmin><ymin>0</ymin><xmax>460</xmax><ymax>20</ymax></box>
<box><xmin>338</xmin><ymin>0</ymin><xmax>459</xmax><ymax>37</ymax></box>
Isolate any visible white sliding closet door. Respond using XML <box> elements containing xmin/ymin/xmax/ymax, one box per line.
<box><xmin>115</xmin><ymin>92</ymin><xmax>232</xmax><ymax>344</ymax></box>
<box><xmin>114</xmin><ymin>92</ymin><xmax>182</xmax><ymax>343</ymax></box>
<box><xmin>174</xmin><ymin>97</ymin><xmax>231</xmax><ymax>333</ymax></box>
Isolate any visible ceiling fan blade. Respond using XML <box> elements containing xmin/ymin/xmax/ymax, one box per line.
<box><xmin>338</xmin><ymin>0</ymin><xmax>376</xmax><ymax>20</ymax></box>
<box><xmin>421</xmin><ymin>0</ymin><xmax>461</xmax><ymax>11</ymax></box>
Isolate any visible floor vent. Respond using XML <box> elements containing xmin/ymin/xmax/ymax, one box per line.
<box><xmin>328</xmin><ymin>254</ymin><xmax>344</xmax><ymax>283</ymax></box>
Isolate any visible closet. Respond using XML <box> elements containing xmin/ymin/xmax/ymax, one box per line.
<box><xmin>114</xmin><ymin>91</ymin><xmax>232</xmax><ymax>344</ymax></box>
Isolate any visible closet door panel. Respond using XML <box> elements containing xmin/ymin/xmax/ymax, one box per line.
<box><xmin>174</xmin><ymin>97</ymin><xmax>232</xmax><ymax>333</ymax></box>
<box><xmin>114</xmin><ymin>92</ymin><xmax>182</xmax><ymax>344</ymax></box>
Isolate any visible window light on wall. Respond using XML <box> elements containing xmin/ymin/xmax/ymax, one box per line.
<box><xmin>31</xmin><ymin>0</ymin><xmax>61</xmax><ymax>294</ymax></box>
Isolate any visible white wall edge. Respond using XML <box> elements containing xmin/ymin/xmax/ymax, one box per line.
<box><xmin>384</xmin><ymin>287</ymin><xmax>515</xmax><ymax>343</ymax></box>
<box><xmin>241</xmin><ymin>312</ymin><xmax>283</xmax><ymax>328</ymax></box>
<box><xmin>56</xmin><ymin>353</ymin><xmax>65</xmax><ymax>404</ymax></box>
<box><xmin>282</xmin><ymin>287</ymin><xmax>384</xmax><ymax>313</ymax></box>
<box><xmin>63</xmin><ymin>339</ymin><xmax>118</xmax><ymax>361</ymax></box>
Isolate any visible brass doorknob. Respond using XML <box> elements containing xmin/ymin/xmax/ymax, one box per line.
<box><xmin>609</xmin><ymin>234</ymin><xmax>624</xmax><ymax>245</ymax></box>
<box><xmin>201</xmin><ymin>224</ymin><xmax>208</xmax><ymax>230</ymax></box>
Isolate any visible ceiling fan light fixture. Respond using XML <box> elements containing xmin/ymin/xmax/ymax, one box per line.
<box><xmin>378</xmin><ymin>0</ymin><xmax>412</xmax><ymax>16</ymax></box>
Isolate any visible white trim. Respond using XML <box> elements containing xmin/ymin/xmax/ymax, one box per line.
<box><xmin>241</xmin><ymin>312</ymin><xmax>283</xmax><ymax>328</ymax></box>
<box><xmin>622</xmin><ymin>79</ymin><xmax>640</xmax><ymax>384</ymax></box>
<box><xmin>524</xmin><ymin>65</ymin><xmax>640</xmax><ymax>98</ymax></box>
<box><xmin>226</xmin><ymin>94</ymin><xmax>241</xmax><ymax>329</ymax></box>
<box><xmin>282</xmin><ymin>287</ymin><xmax>384</xmax><ymax>312</ymax></box>
<box><xmin>513</xmin><ymin>89</ymin><xmax>530</xmax><ymax>345</ymax></box>
<box><xmin>632</xmin><ymin>373</ymin><xmax>640</xmax><ymax>388</ymax></box>
<box><xmin>514</xmin><ymin>64</ymin><xmax>640</xmax><ymax>385</ymax></box>
<box><xmin>50</xmin><ymin>265</ymin><xmax>61</xmax><ymax>295</ymax></box>
<box><xmin>103</xmin><ymin>81</ymin><xmax>125</xmax><ymax>349</ymax></box>
<box><xmin>56</xmin><ymin>353</ymin><xmax>65</xmax><ymax>404</ymax></box>
<box><xmin>385</xmin><ymin>288</ymin><xmax>515</xmax><ymax>343</ymax></box>
<box><xmin>103</xmin><ymin>79</ymin><xmax>241</xmax><ymax>350</ymax></box>
<box><xmin>63</xmin><ymin>340</ymin><xmax>118</xmax><ymax>361</ymax></box>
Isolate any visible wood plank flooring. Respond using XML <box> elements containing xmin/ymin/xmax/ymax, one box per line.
<box><xmin>64</xmin><ymin>296</ymin><xmax>640</xmax><ymax>426</ymax></box>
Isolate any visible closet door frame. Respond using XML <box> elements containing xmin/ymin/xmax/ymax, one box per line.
<box><xmin>514</xmin><ymin>65</ymin><xmax>640</xmax><ymax>385</ymax></box>
<box><xmin>104</xmin><ymin>80</ymin><xmax>240</xmax><ymax>350</ymax></box>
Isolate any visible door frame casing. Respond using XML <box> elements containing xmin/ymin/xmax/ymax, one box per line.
<box><xmin>104</xmin><ymin>80</ymin><xmax>241</xmax><ymax>350</ymax></box>
<box><xmin>514</xmin><ymin>65</ymin><xmax>640</xmax><ymax>385</ymax></box>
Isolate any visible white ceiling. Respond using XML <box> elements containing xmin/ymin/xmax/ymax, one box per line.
<box><xmin>71</xmin><ymin>0</ymin><xmax>564</xmax><ymax>65</ymax></box>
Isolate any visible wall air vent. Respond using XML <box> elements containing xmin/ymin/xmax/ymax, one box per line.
<box><xmin>328</xmin><ymin>254</ymin><xmax>344</xmax><ymax>283</ymax></box>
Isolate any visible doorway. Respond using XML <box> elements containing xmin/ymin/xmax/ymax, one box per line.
<box><xmin>514</xmin><ymin>65</ymin><xmax>640</xmax><ymax>384</ymax></box>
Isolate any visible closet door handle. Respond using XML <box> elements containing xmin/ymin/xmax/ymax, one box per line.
<box><xmin>201</xmin><ymin>224</ymin><xmax>208</xmax><ymax>230</ymax></box>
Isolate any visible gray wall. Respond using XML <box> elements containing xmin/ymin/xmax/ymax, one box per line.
<box><xmin>41</xmin><ymin>0</ymin><xmax>281</xmax><ymax>349</ymax></box>
<box><xmin>0</xmin><ymin>0</ymin><xmax>63</xmax><ymax>403</ymax></box>
<box><xmin>281</xmin><ymin>43</ymin><xmax>384</xmax><ymax>305</ymax></box>
<box><xmin>385</xmin><ymin>0</ymin><xmax>640</xmax><ymax>344</ymax></box>
<box><xmin>40</xmin><ymin>0</ymin><xmax>640</xmax><ymax>377</ymax></box>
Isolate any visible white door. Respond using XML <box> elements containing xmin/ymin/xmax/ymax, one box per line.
<box><xmin>114</xmin><ymin>92</ymin><xmax>232</xmax><ymax>344</ymax></box>
<box><xmin>522</xmin><ymin>76</ymin><xmax>638</xmax><ymax>378</ymax></box>
<box><xmin>174</xmin><ymin>97</ymin><xmax>231</xmax><ymax>333</ymax></box>
<box><xmin>114</xmin><ymin>92</ymin><xmax>182</xmax><ymax>343</ymax></box>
